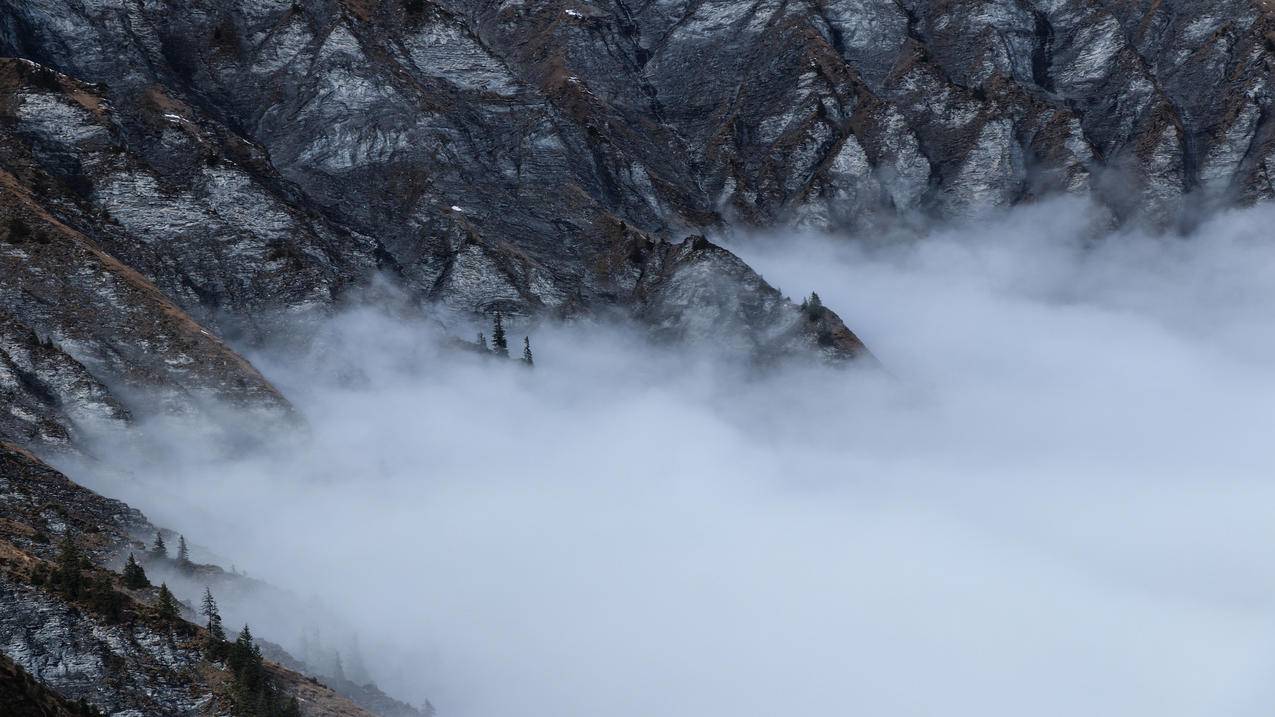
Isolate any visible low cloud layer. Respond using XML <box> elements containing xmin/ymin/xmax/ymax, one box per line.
<box><xmin>74</xmin><ymin>199</ymin><xmax>1275</xmax><ymax>716</ymax></box>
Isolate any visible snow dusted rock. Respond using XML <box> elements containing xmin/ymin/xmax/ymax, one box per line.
<box><xmin>0</xmin><ymin>0</ymin><xmax>1272</xmax><ymax>444</ymax></box>
<box><xmin>0</xmin><ymin>577</ymin><xmax>210</xmax><ymax>716</ymax></box>
<box><xmin>0</xmin><ymin>310</ymin><xmax>131</xmax><ymax>453</ymax></box>
<box><xmin>0</xmin><ymin>442</ymin><xmax>408</xmax><ymax>716</ymax></box>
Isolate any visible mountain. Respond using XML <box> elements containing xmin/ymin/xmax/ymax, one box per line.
<box><xmin>0</xmin><ymin>441</ymin><xmax>427</xmax><ymax>716</ymax></box>
<box><xmin>2</xmin><ymin>0</ymin><xmax>1273</xmax><ymax>713</ymax></box>
<box><xmin>4</xmin><ymin>0</ymin><xmax>1272</xmax><ymax>438</ymax></box>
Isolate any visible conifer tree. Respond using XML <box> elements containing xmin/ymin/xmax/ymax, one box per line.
<box><xmin>88</xmin><ymin>572</ymin><xmax>124</xmax><ymax>622</ymax></box>
<box><xmin>476</xmin><ymin>332</ymin><xmax>488</xmax><ymax>351</ymax></box>
<box><xmin>491</xmin><ymin>312</ymin><xmax>508</xmax><ymax>356</ymax></box>
<box><xmin>522</xmin><ymin>336</ymin><xmax>534</xmax><ymax>366</ymax></box>
<box><xmin>807</xmin><ymin>292</ymin><xmax>823</xmax><ymax>316</ymax></box>
<box><xmin>155</xmin><ymin>583</ymin><xmax>180</xmax><ymax>623</ymax></box>
<box><xmin>55</xmin><ymin>536</ymin><xmax>84</xmax><ymax>599</ymax></box>
<box><xmin>228</xmin><ymin>625</ymin><xmax>254</xmax><ymax>674</ymax></box>
<box><xmin>122</xmin><ymin>553</ymin><xmax>150</xmax><ymax>589</ymax></box>
<box><xmin>176</xmin><ymin>535</ymin><xmax>191</xmax><ymax>569</ymax></box>
<box><xmin>150</xmin><ymin>531</ymin><xmax>167</xmax><ymax>559</ymax></box>
<box><xmin>201</xmin><ymin>587</ymin><xmax>226</xmax><ymax>640</ymax></box>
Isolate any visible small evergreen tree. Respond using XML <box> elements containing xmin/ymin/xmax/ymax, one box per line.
<box><xmin>155</xmin><ymin>583</ymin><xmax>180</xmax><ymax>623</ymax></box>
<box><xmin>522</xmin><ymin>336</ymin><xmax>534</xmax><ymax>366</ymax></box>
<box><xmin>122</xmin><ymin>553</ymin><xmax>150</xmax><ymax>589</ymax></box>
<box><xmin>201</xmin><ymin>587</ymin><xmax>227</xmax><ymax>658</ymax></box>
<box><xmin>201</xmin><ymin>588</ymin><xmax>226</xmax><ymax>639</ymax></box>
<box><xmin>55</xmin><ymin>536</ymin><xmax>85</xmax><ymax>599</ymax></box>
<box><xmin>806</xmin><ymin>292</ymin><xmax>823</xmax><ymax>318</ymax></box>
<box><xmin>150</xmin><ymin>531</ymin><xmax>167</xmax><ymax>559</ymax></box>
<box><xmin>176</xmin><ymin>535</ymin><xmax>191</xmax><ymax>569</ymax></box>
<box><xmin>88</xmin><ymin>572</ymin><xmax>124</xmax><ymax>622</ymax></box>
<box><xmin>476</xmin><ymin>332</ymin><xmax>488</xmax><ymax>352</ymax></box>
<box><xmin>491</xmin><ymin>313</ymin><xmax>508</xmax><ymax>356</ymax></box>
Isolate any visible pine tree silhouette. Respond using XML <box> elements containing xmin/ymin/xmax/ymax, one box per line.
<box><xmin>122</xmin><ymin>553</ymin><xmax>150</xmax><ymax>589</ymax></box>
<box><xmin>176</xmin><ymin>535</ymin><xmax>192</xmax><ymax>569</ymax></box>
<box><xmin>150</xmin><ymin>531</ymin><xmax>167</xmax><ymax>559</ymax></box>
<box><xmin>522</xmin><ymin>336</ymin><xmax>534</xmax><ymax>366</ymax></box>
<box><xmin>201</xmin><ymin>587</ymin><xmax>226</xmax><ymax>640</ymax></box>
<box><xmin>155</xmin><ymin>583</ymin><xmax>180</xmax><ymax>623</ymax></box>
<box><xmin>55</xmin><ymin>536</ymin><xmax>84</xmax><ymax>599</ymax></box>
<box><xmin>492</xmin><ymin>313</ymin><xmax>508</xmax><ymax>356</ymax></box>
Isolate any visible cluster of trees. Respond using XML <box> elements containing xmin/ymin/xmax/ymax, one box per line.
<box><xmin>476</xmin><ymin>312</ymin><xmax>534</xmax><ymax>366</ymax></box>
<box><xmin>201</xmin><ymin>590</ymin><xmax>301</xmax><ymax>717</ymax></box>
<box><xmin>28</xmin><ymin>537</ymin><xmax>128</xmax><ymax>623</ymax></box>
<box><xmin>29</xmin><ymin>532</ymin><xmax>304</xmax><ymax>715</ymax></box>
<box><xmin>799</xmin><ymin>292</ymin><xmax>825</xmax><ymax>319</ymax></box>
<box><xmin>148</xmin><ymin>531</ymin><xmax>194</xmax><ymax>570</ymax></box>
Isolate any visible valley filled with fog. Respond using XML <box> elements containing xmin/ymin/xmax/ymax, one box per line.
<box><xmin>70</xmin><ymin>200</ymin><xmax>1275</xmax><ymax>717</ymax></box>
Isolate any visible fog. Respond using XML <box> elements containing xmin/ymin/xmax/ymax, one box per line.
<box><xmin>79</xmin><ymin>198</ymin><xmax>1275</xmax><ymax>716</ymax></box>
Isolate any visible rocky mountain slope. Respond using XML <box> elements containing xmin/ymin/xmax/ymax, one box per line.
<box><xmin>3</xmin><ymin>0</ymin><xmax>1275</xmax><ymax>713</ymax></box>
<box><xmin>3</xmin><ymin>0</ymin><xmax>1272</xmax><ymax>441</ymax></box>
<box><xmin>0</xmin><ymin>441</ymin><xmax>426</xmax><ymax>716</ymax></box>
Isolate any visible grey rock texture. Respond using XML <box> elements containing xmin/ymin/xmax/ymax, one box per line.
<box><xmin>2</xmin><ymin>0</ymin><xmax>1272</xmax><ymax>711</ymax></box>
<box><xmin>0</xmin><ymin>0</ymin><xmax>891</xmax><ymax>443</ymax></box>
<box><xmin>0</xmin><ymin>576</ymin><xmax>213</xmax><ymax>717</ymax></box>
<box><xmin>0</xmin><ymin>442</ymin><xmax>420</xmax><ymax>716</ymax></box>
<box><xmin>0</xmin><ymin>650</ymin><xmax>104</xmax><ymax>717</ymax></box>
<box><xmin>4</xmin><ymin>0</ymin><xmax>1264</xmax><ymax>440</ymax></box>
<box><xmin>0</xmin><ymin>309</ymin><xmax>132</xmax><ymax>454</ymax></box>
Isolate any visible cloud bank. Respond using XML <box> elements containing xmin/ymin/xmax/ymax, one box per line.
<box><xmin>74</xmin><ymin>199</ymin><xmax>1275</xmax><ymax>717</ymax></box>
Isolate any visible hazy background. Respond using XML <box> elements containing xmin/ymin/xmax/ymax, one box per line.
<box><xmin>80</xmin><ymin>198</ymin><xmax>1275</xmax><ymax>716</ymax></box>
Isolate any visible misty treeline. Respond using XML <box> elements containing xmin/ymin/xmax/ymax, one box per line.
<box><xmin>29</xmin><ymin>530</ymin><xmax>300</xmax><ymax>716</ymax></box>
<box><xmin>201</xmin><ymin>589</ymin><xmax>301</xmax><ymax>717</ymax></box>
<box><xmin>145</xmin><ymin>532</ymin><xmax>299</xmax><ymax>714</ymax></box>
<box><xmin>475</xmin><ymin>312</ymin><xmax>534</xmax><ymax>366</ymax></box>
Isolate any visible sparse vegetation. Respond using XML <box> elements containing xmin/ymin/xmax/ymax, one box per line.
<box><xmin>150</xmin><ymin>531</ymin><xmax>168</xmax><ymax>559</ymax></box>
<box><xmin>53</xmin><ymin>536</ymin><xmax>87</xmax><ymax>599</ymax></box>
<box><xmin>226</xmin><ymin>625</ymin><xmax>302</xmax><ymax>717</ymax></box>
<box><xmin>122</xmin><ymin>553</ymin><xmax>150</xmax><ymax>589</ymax></box>
<box><xmin>201</xmin><ymin>587</ymin><xmax>228</xmax><ymax>659</ymax></box>
<box><xmin>492</xmin><ymin>313</ymin><xmax>508</xmax><ymax>357</ymax></box>
<box><xmin>154</xmin><ymin>583</ymin><xmax>180</xmax><ymax>623</ymax></box>
<box><xmin>177</xmin><ymin>535</ymin><xmax>192</xmax><ymax>570</ymax></box>
<box><xmin>800</xmin><ymin>292</ymin><xmax>824</xmax><ymax>320</ymax></box>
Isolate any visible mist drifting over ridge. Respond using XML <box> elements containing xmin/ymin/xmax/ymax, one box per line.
<box><xmin>67</xmin><ymin>199</ymin><xmax>1275</xmax><ymax>717</ymax></box>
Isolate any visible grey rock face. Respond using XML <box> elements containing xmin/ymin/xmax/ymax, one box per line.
<box><xmin>0</xmin><ymin>0</ymin><xmax>1264</xmax><ymax>446</ymax></box>
<box><xmin>0</xmin><ymin>576</ymin><xmax>211</xmax><ymax>717</ymax></box>
<box><xmin>3</xmin><ymin>0</ymin><xmax>1261</xmax><ymax>404</ymax></box>
<box><xmin>0</xmin><ymin>442</ymin><xmax>406</xmax><ymax>715</ymax></box>
<box><xmin>0</xmin><ymin>310</ymin><xmax>131</xmax><ymax>453</ymax></box>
